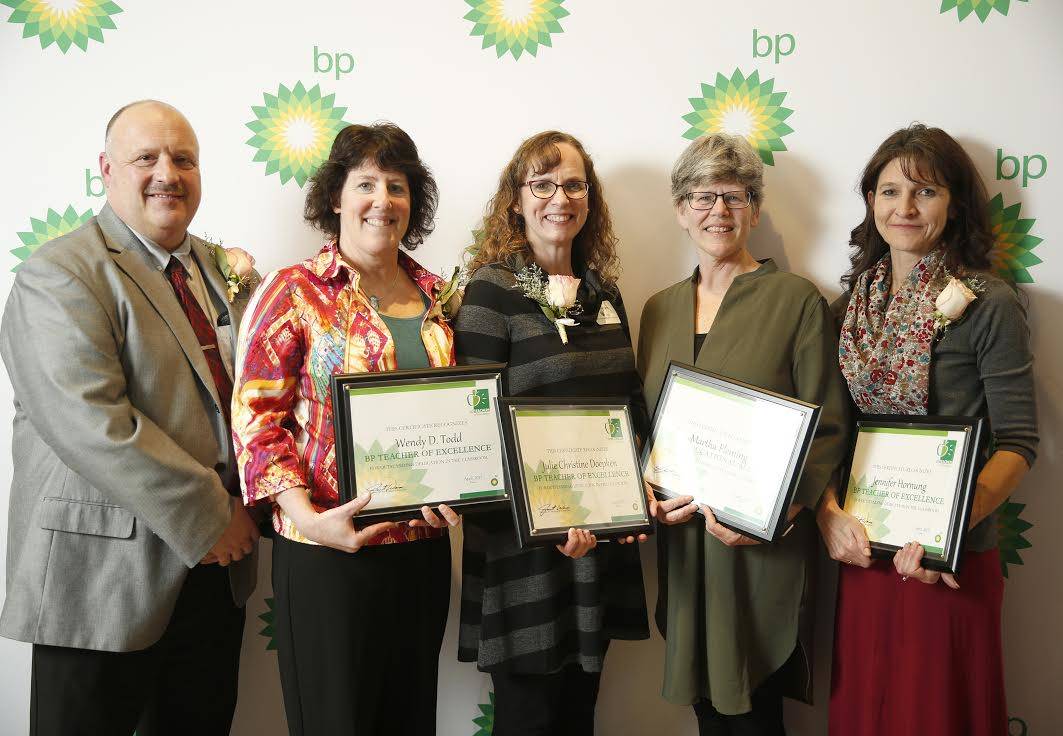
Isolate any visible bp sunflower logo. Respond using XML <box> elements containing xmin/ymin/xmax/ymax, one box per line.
<box><xmin>939</xmin><ymin>0</ymin><xmax>1028</xmax><ymax>23</ymax></box>
<box><xmin>682</xmin><ymin>69</ymin><xmax>794</xmax><ymax>166</ymax></box>
<box><xmin>258</xmin><ymin>597</ymin><xmax>277</xmax><ymax>650</ymax></box>
<box><xmin>998</xmin><ymin>500</ymin><xmax>1033</xmax><ymax>578</ymax></box>
<box><xmin>10</xmin><ymin>205</ymin><xmax>94</xmax><ymax>270</ymax></box>
<box><xmin>2</xmin><ymin>0</ymin><xmax>122</xmax><ymax>53</ymax></box>
<box><xmin>464</xmin><ymin>0</ymin><xmax>569</xmax><ymax>60</ymax></box>
<box><xmin>989</xmin><ymin>193</ymin><xmax>1042</xmax><ymax>283</ymax></box>
<box><xmin>245</xmin><ymin>82</ymin><xmax>352</xmax><ymax>188</ymax></box>
<box><xmin>472</xmin><ymin>691</ymin><xmax>494</xmax><ymax>735</ymax></box>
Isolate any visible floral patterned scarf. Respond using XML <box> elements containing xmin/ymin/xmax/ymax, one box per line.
<box><xmin>839</xmin><ymin>248</ymin><xmax>948</xmax><ymax>414</ymax></box>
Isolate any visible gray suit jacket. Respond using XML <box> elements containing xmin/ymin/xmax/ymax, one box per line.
<box><xmin>0</xmin><ymin>204</ymin><xmax>257</xmax><ymax>652</ymax></box>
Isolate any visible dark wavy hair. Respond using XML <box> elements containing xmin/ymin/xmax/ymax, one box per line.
<box><xmin>304</xmin><ymin>122</ymin><xmax>438</xmax><ymax>249</ymax></box>
<box><xmin>466</xmin><ymin>131</ymin><xmax>620</xmax><ymax>287</ymax></box>
<box><xmin>842</xmin><ymin>124</ymin><xmax>994</xmax><ymax>291</ymax></box>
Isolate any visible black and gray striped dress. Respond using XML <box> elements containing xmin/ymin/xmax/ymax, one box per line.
<box><xmin>455</xmin><ymin>260</ymin><xmax>650</xmax><ymax>674</ymax></box>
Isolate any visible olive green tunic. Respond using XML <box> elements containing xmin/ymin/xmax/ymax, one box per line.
<box><xmin>637</xmin><ymin>260</ymin><xmax>850</xmax><ymax>714</ymax></box>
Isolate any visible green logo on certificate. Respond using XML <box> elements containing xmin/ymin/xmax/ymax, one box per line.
<box><xmin>936</xmin><ymin>439</ymin><xmax>957</xmax><ymax>463</ymax></box>
<box><xmin>468</xmin><ymin>388</ymin><xmax>491</xmax><ymax>413</ymax></box>
<box><xmin>606</xmin><ymin>418</ymin><xmax>623</xmax><ymax>439</ymax></box>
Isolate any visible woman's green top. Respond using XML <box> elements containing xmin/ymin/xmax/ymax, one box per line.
<box><xmin>378</xmin><ymin>292</ymin><xmax>430</xmax><ymax>369</ymax></box>
<box><xmin>637</xmin><ymin>259</ymin><xmax>851</xmax><ymax>714</ymax></box>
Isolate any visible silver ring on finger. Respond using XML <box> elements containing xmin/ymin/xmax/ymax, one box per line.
<box><xmin>902</xmin><ymin>575</ymin><xmax>909</xmax><ymax>582</ymax></box>
<box><xmin>844</xmin><ymin>559</ymin><xmax>851</xmax><ymax>565</ymax></box>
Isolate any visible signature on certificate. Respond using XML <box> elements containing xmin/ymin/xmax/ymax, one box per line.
<box><xmin>537</xmin><ymin>503</ymin><xmax>572</xmax><ymax>513</ymax></box>
<box><xmin>366</xmin><ymin>481</ymin><xmax>403</xmax><ymax>494</ymax></box>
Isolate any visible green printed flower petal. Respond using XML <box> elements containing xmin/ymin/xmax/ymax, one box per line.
<box><xmin>354</xmin><ymin>440</ymin><xmax>433</xmax><ymax>506</ymax></box>
<box><xmin>464</xmin><ymin>0</ymin><xmax>568</xmax><ymax>60</ymax></box>
<box><xmin>847</xmin><ymin>474</ymin><xmax>891</xmax><ymax>540</ymax></box>
<box><xmin>682</xmin><ymin>69</ymin><xmax>794</xmax><ymax>166</ymax></box>
<box><xmin>10</xmin><ymin>204</ymin><xmax>94</xmax><ymax>270</ymax></box>
<box><xmin>258</xmin><ymin>597</ymin><xmax>277</xmax><ymax>651</ymax></box>
<box><xmin>998</xmin><ymin>500</ymin><xmax>1032</xmax><ymax>578</ymax></box>
<box><xmin>2</xmin><ymin>0</ymin><xmax>122</xmax><ymax>53</ymax></box>
<box><xmin>939</xmin><ymin>0</ymin><xmax>1028</xmax><ymax>23</ymax></box>
<box><xmin>245</xmin><ymin>82</ymin><xmax>352</xmax><ymax>188</ymax></box>
<box><xmin>989</xmin><ymin>193</ymin><xmax>1043</xmax><ymax>283</ymax></box>
<box><xmin>472</xmin><ymin>691</ymin><xmax>495</xmax><ymax>735</ymax></box>
<box><xmin>524</xmin><ymin>460</ymin><xmax>591</xmax><ymax>527</ymax></box>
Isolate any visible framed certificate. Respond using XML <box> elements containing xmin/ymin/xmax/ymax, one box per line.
<box><xmin>331</xmin><ymin>364</ymin><xmax>512</xmax><ymax>521</ymax></box>
<box><xmin>500</xmin><ymin>398</ymin><xmax>653</xmax><ymax>548</ymax></box>
<box><xmin>841</xmin><ymin>414</ymin><xmax>985</xmax><ymax>575</ymax></box>
<box><xmin>641</xmin><ymin>362</ymin><xmax>820</xmax><ymax>543</ymax></box>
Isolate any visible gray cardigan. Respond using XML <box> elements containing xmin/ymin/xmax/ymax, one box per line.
<box><xmin>833</xmin><ymin>273</ymin><xmax>1039</xmax><ymax>550</ymax></box>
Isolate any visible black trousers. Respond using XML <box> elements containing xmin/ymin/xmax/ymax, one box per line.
<box><xmin>272</xmin><ymin>534</ymin><xmax>451</xmax><ymax>736</ymax></box>
<box><xmin>693</xmin><ymin>661</ymin><xmax>788</xmax><ymax>736</ymax></box>
<box><xmin>490</xmin><ymin>663</ymin><xmax>604</xmax><ymax>736</ymax></box>
<box><xmin>30</xmin><ymin>563</ymin><xmax>245</xmax><ymax>736</ymax></box>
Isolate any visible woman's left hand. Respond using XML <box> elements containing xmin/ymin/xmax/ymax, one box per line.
<box><xmin>408</xmin><ymin>504</ymin><xmax>462</xmax><ymax>529</ymax></box>
<box><xmin>556</xmin><ymin>527</ymin><xmax>597</xmax><ymax>559</ymax></box>
<box><xmin>702</xmin><ymin>505</ymin><xmax>761</xmax><ymax>547</ymax></box>
<box><xmin>893</xmin><ymin>542</ymin><xmax>960</xmax><ymax>589</ymax></box>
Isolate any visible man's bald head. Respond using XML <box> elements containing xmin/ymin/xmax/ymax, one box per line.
<box><xmin>99</xmin><ymin>101</ymin><xmax>202</xmax><ymax>250</ymax></box>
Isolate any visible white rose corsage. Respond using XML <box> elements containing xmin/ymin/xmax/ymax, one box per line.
<box><xmin>514</xmin><ymin>264</ymin><xmax>583</xmax><ymax>344</ymax></box>
<box><xmin>431</xmin><ymin>266</ymin><xmax>467</xmax><ymax>321</ymax></box>
<box><xmin>209</xmin><ymin>245</ymin><xmax>257</xmax><ymax>303</ymax></box>
<box><xmin>932</xmin><ymin>275</ymin><xmax>982</xmax><ymax>335</ymax></box>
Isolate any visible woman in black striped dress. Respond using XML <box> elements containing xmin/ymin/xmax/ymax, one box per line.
<box><xmin>454</xmin><ymin>131</ymin><xmax>649</xmax><ymax>735</ymax></box>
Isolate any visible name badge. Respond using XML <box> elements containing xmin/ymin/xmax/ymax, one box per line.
<box><xmin>596</xmin><ymin>300</ymin><xmax>621</xmax><ymax>325</ymax></box>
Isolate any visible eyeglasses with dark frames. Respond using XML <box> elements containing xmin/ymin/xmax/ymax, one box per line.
<box><xmin>523</xmin><ymin>180</ymin><xmax>591</xmax><ymax>200</ymax></box>
<box><xmin>684</xmin><ymin>190</ymin><xmax>753</xmax><ymax>210</ymax></box>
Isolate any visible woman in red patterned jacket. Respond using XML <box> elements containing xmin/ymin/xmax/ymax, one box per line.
<box><xmin>233</xmin><ymin>123</ymin><xmax>459</xmax><ymax>736</ymax></box>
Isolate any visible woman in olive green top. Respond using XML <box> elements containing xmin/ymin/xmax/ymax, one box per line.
<box><xmin>636</xmin><ymin>133</ymin><xmax>849</xmax><ymax>734</ymax></box>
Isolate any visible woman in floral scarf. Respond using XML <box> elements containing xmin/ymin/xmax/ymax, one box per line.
<box><xmin>819</xmin><ymin>124</ymin><xmax>1039</xmax><ymax>736</ymax></box>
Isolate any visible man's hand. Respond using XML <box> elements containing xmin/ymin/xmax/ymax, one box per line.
<box><xmin>201</xmin><ymin>498</ymin><xmax>260</xmax><ymax>566</ymax></box>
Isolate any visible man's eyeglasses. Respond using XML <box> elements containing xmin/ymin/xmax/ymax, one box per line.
<box><xmin>523</xmin><ymin>180</ymin><xmax>591</xmax><ymax>200</ymax></box>
<box><xmin>685</xmin><ymin>190</ymin><xmax>753</xmax><ymax>210</ymax></box>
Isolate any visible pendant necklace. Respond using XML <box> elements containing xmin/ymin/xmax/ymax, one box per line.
<box><xmin>366</xmin><ymin>268</ymin><xmax>399</xmax><ymax>312</ymax></box>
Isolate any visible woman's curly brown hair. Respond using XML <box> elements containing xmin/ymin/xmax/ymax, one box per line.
<box><xmin>466</xmin><ymin>131</ymin><xmax>621</xmax><ymax>286</ymax></box>
<box><xmin>304</xmin><ymin>122</ymin><xmax>438</xmax><ymax>249</ymax></box>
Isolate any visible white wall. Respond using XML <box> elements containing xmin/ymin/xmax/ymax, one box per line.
<box><xmin>0</xmin><ymin>1</ymin><xmax>1059</xmax><ymax>733</ymax></box>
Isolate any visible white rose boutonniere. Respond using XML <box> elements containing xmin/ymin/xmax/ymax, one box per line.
<box><xmin>210</xmin><ymin>245</ymin><xmax>257</xmax><ymax>303</ymax></box>
<box><xmin>431</xmin><ymin>266</ymin><xmax>467</xmax><ymax>321</ymax></box>
<box><xmin>514</xmin><ymin>264</ymin><xmax>583</xmax><ymax>344</ymax></box>
<box><xmin>933</xmin><ymin>276</ymin><xmax>981</xmax><ymax>335</ymax></box>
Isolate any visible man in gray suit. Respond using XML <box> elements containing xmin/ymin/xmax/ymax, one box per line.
<box><xmin>0</xmin><ymin>100</ymin><xmax>259</xmax><ymax>735</ymax></box>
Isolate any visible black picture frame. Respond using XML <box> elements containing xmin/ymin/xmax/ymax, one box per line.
<box><xmin>840</xmin><ymin>414</ymin><xmax>985</xmax><ymax>575</ymax></box>
<box><xmin>499</xmin><ymin>397</ymin><xmax>654</xmax><ymax>548</ymax></box>
<box><xmin>331</xmin><ymin>363</ymin><xmax>512</xmax><ymax>522</ymax></box>
<box><xmin>640</xmin><ymin>361</ymin><xmax>821</xmax><ymax>543</ymax></box>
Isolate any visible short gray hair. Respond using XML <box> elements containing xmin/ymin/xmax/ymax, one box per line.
<box><xmin>670</xmin><ymin>133</ymin><xmax>764</xmax><ymax>208</ymax></box>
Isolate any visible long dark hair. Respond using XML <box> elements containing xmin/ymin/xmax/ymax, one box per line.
<box><xmin>842</xmin><ymin>124</ymin><xmax>993</xmax><ymax>291</ymax></box>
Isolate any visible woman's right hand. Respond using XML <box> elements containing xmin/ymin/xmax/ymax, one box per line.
<box><xmin>645</xmin><ymin>481</ymin><xmax>698</xmax><ymax>525</ymax></box>
<box><xmin>279</xmin><ymin>489</ymin><xmax>396</xmax><ymax>553</ymax></box>
<box><xmin>816</xmin><ymin>493</ymin><xmax>872</xmax><ymax>568</ymax></box>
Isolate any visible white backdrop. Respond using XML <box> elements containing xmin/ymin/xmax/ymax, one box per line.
<box><xmin>1</xmin><ymin>1</ymin><xmax>1059</xmax><ymax>734</ymax></box>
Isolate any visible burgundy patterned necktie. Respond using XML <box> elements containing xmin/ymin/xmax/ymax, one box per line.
<box><xmin>166</xmin><ymin>258</ymin><xmax>233</xmax><ymax>424</ymax></box>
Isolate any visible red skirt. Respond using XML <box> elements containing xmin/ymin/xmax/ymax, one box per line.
<box><xmin>829</xmin><ymin>549</ymin><xmax>1006</xmax><ymax>736</ymax></box>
